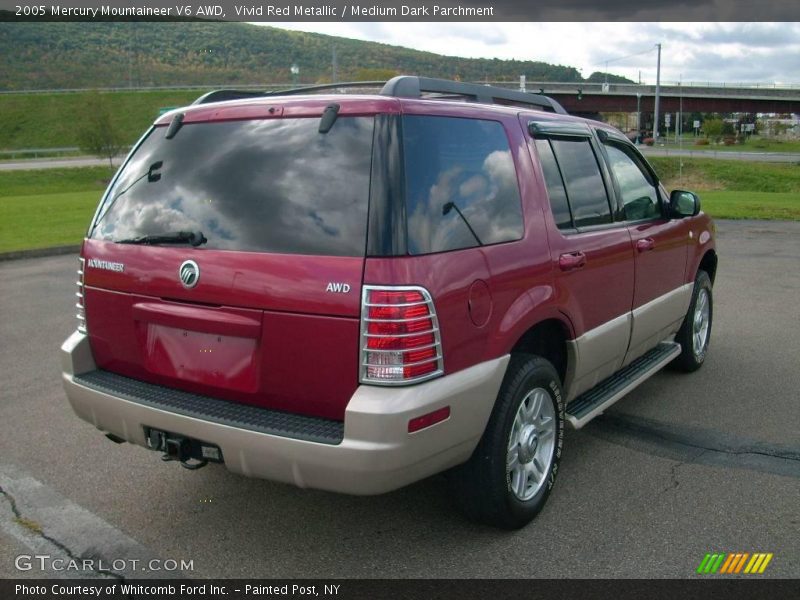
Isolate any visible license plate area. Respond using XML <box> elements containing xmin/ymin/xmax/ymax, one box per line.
<box><xmin>144</xmin><ymin>426</ymin><xmax>224</xmax><ymax>464</ymax></box>
<box><xmin>137</xmin><ymin>322</ymin><xmax>260</xmax><ymax>393</ymax></box>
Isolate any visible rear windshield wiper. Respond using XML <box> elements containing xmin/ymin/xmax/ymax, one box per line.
<box><xmin>116</xmin><ymin>231</ymin><xmax>208</xmax><ymax>247</ymax></box>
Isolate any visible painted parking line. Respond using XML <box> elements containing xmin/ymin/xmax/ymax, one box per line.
<box><xmin>0</xmin><ymin>464</ymin><xmax>188</xmax><ymax>580</ymax></box>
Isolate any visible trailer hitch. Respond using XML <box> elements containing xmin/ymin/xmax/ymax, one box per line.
<box><xmin>146</xmin><ymin>428</ymin><xmax>218</xmax><ymax>471</ymax></box>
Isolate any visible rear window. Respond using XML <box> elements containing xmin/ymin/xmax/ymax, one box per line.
<box><xmin>91</xmin><ymin>117</ymin><xmax>374</xmax><ymax>257</ymax></box>
<box><xmin>402</xmin><ymin>115</ymin><xmax>524</xmax><ymax>255</ymax></box>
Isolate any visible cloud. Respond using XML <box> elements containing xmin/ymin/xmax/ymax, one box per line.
<box><xmin>263</xmin><ymin>22</ymin><xmax>800</xmax><ymax>85</ymax></box>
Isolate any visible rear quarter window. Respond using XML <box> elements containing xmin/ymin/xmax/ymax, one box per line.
<box><xmin>402</xmin><ymin>116</ymin><xmax>524</xmax><ymax>255</ymax></box>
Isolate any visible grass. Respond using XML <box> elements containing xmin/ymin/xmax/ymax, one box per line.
<box><xmin>711</xmin><ymin>139</ymin><xmax>800</xmax><ymax>153</ymax></box>
<box><xmin>0</xmin><ymin>90</ymin><xmax>198</xmax><ymax>150</ymax></box>
<box><xmin>699</xmin><ymin>191</ymin><xmax>800</xmax><ymax>221</ymax></box>
<box><xmin>0</xmin><ymin>166</ymin><xmax>115</xmax><ymax>198</ymax></box>
<box><xmin>14</xmin><ymin>517</ymin><xmax>43</xmax><ymax>534</ymax></box>
<box><xmin>648</xmin><ymin>157</ymin><xmax>800</xmax><ymax>222</ymax></box>
<box><xmin>0</xmin><ymin>158</ymin><xmax>798</xmax><ymax>254</ymax></box>
<box><xmin>0</xmin><ymin>191</ymin><xmax>101</xmax><ymax>252</ymax></box>
<box><xmin>660</xmin><ymin>136</ymin><xmax>800</xmax><ymax>153</ymax></box>
<box><xmin>648</xmin><ymin>157</ymin><xmax>800</xmax><ymax>193</ymax></box>
<box><xmin>0</xmin><ymin>167</ymin><xmax>113</xmax><ymax>252</ymax></box>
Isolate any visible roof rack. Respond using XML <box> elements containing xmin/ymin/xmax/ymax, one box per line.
<box><xmin>381</xmin><ymin>76</ymin><xmax>567</xmax><ymax>114</ymax></box>
<box><xmin>192</xmin><ymin>76</ymin><xmax>567</xmax><ymax>114</ymax></box>
<box><xmin>192</xmin><ymin>81</ymin><xmax>385</xmax><ymax>105</ymax></box>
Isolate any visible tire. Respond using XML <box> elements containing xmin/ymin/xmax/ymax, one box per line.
<box><xmin>671</xmin><ymin>270</ymin><xmax>713</xmax><ymax>372</ymax></box>
<box><xmin>448</xmin><ymin>355</ymin><xmax>564</xmax><ymax>529</ymax></box>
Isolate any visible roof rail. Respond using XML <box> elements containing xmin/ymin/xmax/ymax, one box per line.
<box><xmin>192</xmin><ymin>90</ymin><xmax>272</xmax><ymax>105</ymax></box>
<box><xmin>380</xmin><ymin>76</ymin><xmax>568</xmax><ymax>114</ymax></box>
<box><xmin>192</xmin><ymin>81</ymin><xmax>385</xmax><ymax>105</ymax></box>
<box><xmin>192</xmin><ymin>77</ymin><xmax>567</xmax><ymax>114</ymax></box>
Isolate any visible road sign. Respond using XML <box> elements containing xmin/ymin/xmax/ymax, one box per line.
<box><xmin>665</xmin><ymin>113</ymin><xmax>671</xmax><ymax>126</ymax></box>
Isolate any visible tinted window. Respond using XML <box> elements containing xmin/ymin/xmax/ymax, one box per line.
<box><xmin>535</xmin><ymin>139</ymin><xmax>572</xmax><ymax>229</ymax></box>
<box><xmin>91</xmin><ymin>117</ymin><xmax>374</xmax><ymax>257</ymax></box>
<box><xmin>604</xmin><ymin>144</ymin><xmax>660</xmax><ymax>221</ymax></box>
<box><xmin>403</xmin><ymin>116</ymin><xmax>523</xmax><ymax>255</ymax></box>
<box><xmin>550</xmin><ymin>139</ymin><xmax>612</xmax><ymax>228</ymax></box>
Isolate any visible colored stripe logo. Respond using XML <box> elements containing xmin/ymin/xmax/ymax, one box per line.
<box><xmin>697</xmin><ymin>552</ymin><xmax>773</xmax><ymax>574</ymax></box>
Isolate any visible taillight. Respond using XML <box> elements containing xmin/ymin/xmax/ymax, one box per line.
<box><xmin>76</xmin><ymin>257</ymin><xmax>87</xmax><ymax>333</ymax></box>
<box><xmin>360</xmin><ymin>286</ymin><xmax>443</xmax><ymax>385</ymax></box>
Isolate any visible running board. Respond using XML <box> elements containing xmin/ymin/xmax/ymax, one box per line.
<box><xmin>566</xmin><ymin>342</ymin><xmax>681</xmax><ymax>429</ymax></box>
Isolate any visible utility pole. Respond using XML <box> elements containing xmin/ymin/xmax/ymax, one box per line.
<box><xmin>654</xmin><ymin>43</ymin><xmax>662</xmax><ymax>142</ymax></box>
<box><xmin>678</xmin><ymin>74</ymin><xmax>683</xmax><ymax>143</ymax></box>
<box><xmin>679</xmin><ymin>74</ymin><xmax>683</xmax><ymax>183</ymax></box>
<box><xmin>331</xmin><ymin>44</ymin><xmax>337</xmax><ymax>83</ymax></box>
<box><xmin>636</xmin><ymin>92</ymin><xmax>642</xmax><ymax>143</ymax></box>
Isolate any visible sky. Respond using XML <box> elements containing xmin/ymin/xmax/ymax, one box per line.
<box><xmin>260</xmin><ymin>22</ymin><xmax>800</xmax><ymax>85</ymax></box>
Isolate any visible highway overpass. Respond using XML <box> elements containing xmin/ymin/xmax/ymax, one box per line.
<box><xmin>504</xmin><ymin>81</ymin><xmax>800</xmax><ymax>115</ymax></box>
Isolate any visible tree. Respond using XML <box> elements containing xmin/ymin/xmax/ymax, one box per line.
<box><xmin>76</xmin><ymin>92</ymin><xmax>125</xmax><ymax>166</ymax></box>
<box><xmin>354</xmin><ymin>67</ymin><xmax>398</xmax><ymax>82</ymax></box>
<box><xmin>702</xmin><ymin>118</ymin><xmax>724</xmax><ymax>142</ymax></box>
<box><xmin>585</xmin><ymin>71</ymin><xmax>634</xmax><ymax>84</ymax></box>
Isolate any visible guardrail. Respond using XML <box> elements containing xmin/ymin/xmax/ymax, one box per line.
<box><xmin>0</xmin><ymin>84</ymin><xmax>287</xmax><ymax>95</ymax></box>
<box><xmin>0</xmin><ymin>147</ymin><xmax>81</xmax><ymax>159</ymax></box>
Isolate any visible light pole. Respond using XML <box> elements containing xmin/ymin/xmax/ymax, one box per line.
<box><xmin>654</xmin><ymin>43</ymin><xmax>662</xmax><ymax>142</ymax></box>
<box><xmin>290</xmin><ymin>63</ymin><xmax>299</xmax><ymax>87</ymax></box>
<box><xmin>636</xmin><ymin>92</ymin><xmax>642</xmax><ymax>144</ymax></box>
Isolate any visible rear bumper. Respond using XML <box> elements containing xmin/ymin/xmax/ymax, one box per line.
<box><xmin>61</xmin><ymin>331</ymin><xmax>508</xmax><ymax>495</ymax></box>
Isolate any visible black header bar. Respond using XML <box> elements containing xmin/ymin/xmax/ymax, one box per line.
<box><xmin>1</xmin><ymin>0</ymin><xmax>799</xmax><ymax>22</ymax></box>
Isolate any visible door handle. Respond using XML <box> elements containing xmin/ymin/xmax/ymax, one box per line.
<box><xmin>559</xmin><ymin>251</ymin><xmax>586</xmax><ymax>271</ymax></box>
<box><xmin>636</xmin><ymin>238</ymin><xmax>655</xmax><ymax>252</ymax></box>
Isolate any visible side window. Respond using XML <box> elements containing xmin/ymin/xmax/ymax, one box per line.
<box><xmin>403</xmin><ymin>116</ymin><xmax>524</xmax><ymax>255</ymax></box>
<box><xmin>534</xmin><ymin>139</ymin><xmax>573</xmax><ymax>229</ymax></box>
<box><xmin>604</xmin><ymin>144</ymin><xmax>660</xmax><ymax>221</ymax></box>
<box><xmin>550</xmin><ymin>139</ymin><xmax>612</xmax><ymax>228</ymax></box>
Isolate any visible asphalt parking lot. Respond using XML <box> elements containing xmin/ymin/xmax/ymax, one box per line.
<box><xmin>0</xmin><ymin>220</ymin><xmax>798</xmax><ymax>579</ymax></box>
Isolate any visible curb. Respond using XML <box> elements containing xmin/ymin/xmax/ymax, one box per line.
<box><xmin>0</xmin><ymin>245</ymin><xmax>81</xmax><ymax>262</ymax></box>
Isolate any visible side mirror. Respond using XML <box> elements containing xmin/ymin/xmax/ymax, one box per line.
<box><xmin>670</xmin><ymin>190</ymin><xmax>700</xmax><ymax>218</ymax></box>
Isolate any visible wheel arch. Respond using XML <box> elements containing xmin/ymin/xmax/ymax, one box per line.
<box><xmin>509</xmin><ymin>318</ymin><xmax>571</xmax><ymax>386</ymax></box>
<box><xmin>698</xmin><ymin>249</ymin><xmax>718</xmax><ymax>284</ymax></box>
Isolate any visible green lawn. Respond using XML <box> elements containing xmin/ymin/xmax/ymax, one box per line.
<box><xmin>659</xmin><ymin>136</ymin><xmax>800</xmax><ymax>153</ymax></box>
<box><xmin>0</xmin><ymin>159</ymin><xmax>798</xmax><ymax>254</ymax></box>
<box><xmin>699</xmin><ymin>191</ymin><xmax>800</xmax><ymax>221</ymax></box>
<box><xmin>0</xmin><ymin>167</ymin><xmax>113</xmax><ymax>252</ymax></box>
<box><xmin>0</xmin><ymin>190</ymin><xmax>101</xmax><ymax>252</ymax></box>
<box><xmin>0</xmin><ymin>90</ymin><xmax>198</xmax><ymax>150</ymax></box>
<box><xmin>648</xmin><ymin>157</ymin><xmax>800</xmax><ymax>193</ymax></box>
<box><xmin>0</xmin><ymin>166</ymin><xmax>115</xmax><ymax>198</ymax></box>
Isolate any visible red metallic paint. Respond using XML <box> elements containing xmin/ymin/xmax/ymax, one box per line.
<box><xmin>82</xmin><ymin>238</ymin><xmax>363</xmax><ymax>420</ymax></box>
<box><xmin>81</xmin><ymin>94</ymin><xmax>716</xmax><ymax>423</ymax></box>
<box><xmin>82</xmin><ymin>240</ymin><xmax>362</xmax><ymax>317</ymax></box>
<box><xmin>154</xmin><ymin>96</ymin><xmax>401</xmax><ymax>126</ymax></box>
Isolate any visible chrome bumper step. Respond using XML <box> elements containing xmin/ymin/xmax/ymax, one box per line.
<box><xmin>566</xmin><ymin>342</ymin><xmax>681</xmax><ymax>429</ymax></box>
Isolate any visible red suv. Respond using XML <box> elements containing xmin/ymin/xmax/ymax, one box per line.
<box><xmin>61</xmin><ymin>77</ymin><xmax>717</xmax><ymax>528</ymax></box>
